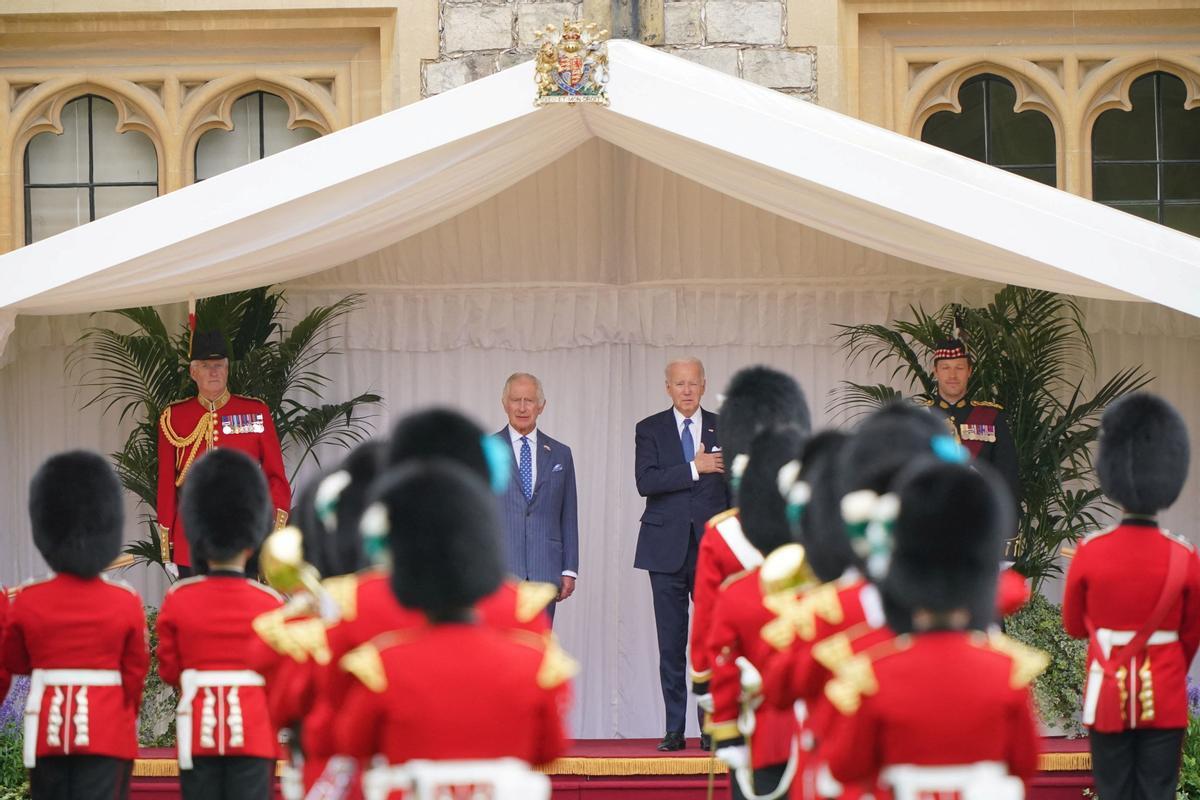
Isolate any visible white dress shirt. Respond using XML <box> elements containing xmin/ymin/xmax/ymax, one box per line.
<box><xmin>673</xmin><ymin>407</ymin><xmax>703</xmax><ymax>481</ymax></box>
<box><xmin>506</xmin><ymin>425</ymin><xmax>576</xmax><ymax>580</ymax></box>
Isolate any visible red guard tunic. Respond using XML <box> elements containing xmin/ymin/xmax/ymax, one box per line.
<box><xmin>1</xmin><ymin>575</ymin><xmax>148</xmax><ymax>762</ymax></box>
<box><xmin>0</xmin><ymin>588</ymin><xmax>11</xmax><ymax>703</ymax></box>
<box><xmin>156</xmin><ymin>574</ymin><xmax>285</xmax><ymax>763</ymax></box>
<box><xmin>157</xmin><ymin>392</ymin><xmax>291</xmax><ymax>568</ymax></box>
<box><xmin>825</xmin><ymin>632</ymin><xmax>1045</xmax><ymax>795</ymax></box>
<box><xmin>335</xmin><ymin>624</ymin><xmax>573</xmax><ymax>786</ymax></box>
<box><xmin>691</xmin><ymin>510</ymin><xmax>761</xmax><ymax>689</ymax></box>
<box><xmin>706</xmin><ymin>568</ymin><xmax>795</xmax><ymax>768</ymax></box>
<box><xmin>1062</xmin><ymin>522</ymin><xmax>1200</xmax><ymax>732</ymax></box>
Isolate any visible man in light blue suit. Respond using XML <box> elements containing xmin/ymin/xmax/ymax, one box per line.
<box><xmin>495</xmin><ymin>372</ymin><xmax>579</xmax><ymax>623</ymax></box>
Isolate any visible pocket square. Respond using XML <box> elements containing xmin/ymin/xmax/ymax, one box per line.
<box><xmin>552</xmin><ymin>463</ymin><xmax>564</xmax><ymax>472</ymax></box>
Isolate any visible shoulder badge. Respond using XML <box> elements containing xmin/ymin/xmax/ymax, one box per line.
<box><xmin>760</xmin><ymin>582</ymin><xmax>844</xmax><ymax>650</ymax></box>
<box><xmin>165</xmin><ymin>575</ymin><xmax>207</xmax><ymax>594</ymax></box>
<box><xmin>340</xmin><ymin>642</ymin><xmax>388</xmax><ymax>693</ymax></box>
<box><xmin>100</xmin><ymin>574</ymin><xmax>141</xmax><ymax>596</ymax></box>
<box><xmin>252</xmin><ymin>611</ymin><xmax>331</xmax><ymax>665</ymax></box>
<box><xmin>322</xmin><ymin>574</ymin><xmax>360</xmax><ymax>621</ymax></box>
<box><xmin>812</xmin><ymin>632</ymin><xmax>854</xmax><ymax>673</ymax></box>
<box><xmin>987</xmin><ymin>633</ymin><xmax>1049</xmax><ymax>690</ymax></box>
<box><xmin>1158</xmin><ymin>529</ymin><xmax>1196</xmax><ymax>552</ymax></box>
<box><xmin>970</xmin><ymin>400</ymin><xmax>1004</xmax><ymax>410</ymax></box>
<box><xmin>234</xmin><ymin>394</ymin><xmax>269</xmax><ymax>407</ymax></box>
<box><xmin>914</xmin><ymin>398</ymin><xmax>934</xmax><ymax>407</ymax></box>
<box><xmin>1080</xmin><ymin>526</ymin><xmax>1118</xmax><ymax>545</ymax></box>
<box><xmin>536</xmin><ymin>634</ymin><xmax>580</xmax><ymax>690</ymax></box>
<box><xmin>246</xmin><ymin>580</ymin><xmax>285</xmax><ymax>603</ymax></box>
<box><xmin>708</xmin><ymin>508</ymin><xmax>739</xmax><ymax>529</ymax></box>
<box><xmin>516</xmin><ymin>581</ymin><xmax>558</xmax><ymax>623</ymax></box>
<box><xmin>824</xmin><ymin>653</ymin><xmax>878</xmax><ymax>715</ymax></box>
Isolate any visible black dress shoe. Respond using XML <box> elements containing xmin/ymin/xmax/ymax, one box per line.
<box><xmin>700</xmin><ymin>733</ymin><xmax>712</xmax><ymax>751</ymax></box>
<box><xmin>657</xmin><ymin>732</ymin><xmax>686</xmax><ymax>751</ymax></box>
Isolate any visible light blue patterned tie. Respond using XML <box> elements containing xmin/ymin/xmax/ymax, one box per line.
<box><xmin>681</xmin><ymin>418</ymin><xmax>695</xmax><ymax>463</ymax></box>
<box><xmin>520</xmin><ymin>436</ymin><xmax>533</xmax><ymax>501</ymax></box>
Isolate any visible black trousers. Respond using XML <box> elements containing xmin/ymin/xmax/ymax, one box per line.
<box><xmin>30</xmin><ymin>756</ymin><xmax>131</xmax><ymax>800</ymax></box>
<box><xmin>1090</xmin><ymin>727</ymin><xmax>1185</xmax><ymax>800</ymax></box>
<box><xmin>649</xmin><ymin>531</ymin><xmax>701</xmax><ymax>735</ymax></box>
<box><xmin>180</xmin><ymin>756</ymin><xmax>274</xmax><ymax>800</ymax></box>
<box><xmin>730</xmin><ymin>762</ymin><xmax>789</xmax><ymax>800</ymax></box>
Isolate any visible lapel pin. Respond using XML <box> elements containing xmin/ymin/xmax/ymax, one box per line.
<box><xmin>707</xmin><ymin>428</ymin><xmax>715</xmax><ymax>433</ymax></box>
<box><xmin>543</xmin><ymin>444</ymin><xmax>551</xmax><ymax>451</ymax></box>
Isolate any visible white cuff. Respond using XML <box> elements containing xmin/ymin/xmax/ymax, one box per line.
<box><xmin>690</xmin><ymin>462</ymin><xmax>700</xmax><ymax>481</ymax></box>
<box><xmin>562</xmin><ymin>571</ymin><xmax>578</xmax><ymax>579</ymax></box>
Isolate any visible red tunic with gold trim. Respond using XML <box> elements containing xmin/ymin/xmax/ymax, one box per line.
<box><xmin>335</xmin><ymin>624</ymin><xmax>572</xmax><ymax>778</ymax></box>
<box><xmin>156</xmin><ymin>574</ymin><xmax>285</xmax><ymax>761</ymax></box>
<box><xmin>691</xmin><ymin>509</ymin><xmax>761</xmax><ymax>690</ymax></box>
<box><xmin>1062</xmin><ymin>521</ymin><xmax>1200</xmax><ymax>732</ymax></box>
<box><xmin>156</xmin><ymin>393</ymin><xmax>291</xmax><ymax>568</ymax></box>
<box><xmin>1</xmin><ymin>575</ymin><xmax>148</xmax><ymax>762</ymax></box>
<box><xmin>707</xmin><ymin>568</ymin><xmax>795</xmax><ymax>768</ymax></box>
<box><xmin>0</xmin><ymin>588</ymin><xmax>10</xmax><ymax>703</ymax></box>
<box><xmin>825</xmin><ymin>632</ymin><xmax>1045</xmax><ymax>794</ymax></box>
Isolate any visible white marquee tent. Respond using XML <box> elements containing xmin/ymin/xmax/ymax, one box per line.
<box><xmin>1</xmin><ymin>41</ymin><xmax>1198</xmax><ymax>738</ymax></box>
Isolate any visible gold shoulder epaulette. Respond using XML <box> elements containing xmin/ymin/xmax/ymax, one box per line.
<box><xmin>824</xmin><ymin>653</ymin><xmax>878</xmax><ymax>715</ymax></box>
<box><xmin>719</xmin><ymin>568</ymin><xmax>754</xmax><ymax>591</ymax></box>
<box><xmin>252</xmin><ymin>610</ymin><xmax>331</xmax><ymax>665</ymax></box>
<box><xmin>708</xmin><ymin>508</ymin><xmax>739</xmax><ymax>528</ymax></box>
<box><xmin>760</xmin><ymin>582</ymin><xmax>844</xmax><ymax>651</ymax></box>
<box><xmin>812</xmin><ymin>632</ymin><xmax>854</xmax><ymax>673</ymax></box>
<box><xmin>914</xmin><ymin>397</ymin><xmax>934</xmax><ymax>407</ymax></box>
<box><xmin>987</xmin><ymin>633</ymin><xmax>1049</xmax><ymax>689</ymax></box>
<box><xmin>235</xmin><ymin>394</ymin><xmax>269</xmax><ymax>406</ymax></box>
<box><xmin>340</xmin><ymin>642</ymin><xmax>388</xmax><ymax>693</ymax></box>
<box><xmin>970</xmin><ymin>400</ymin><xmax>1004</xmax><ymax>410</ymax></box>
<box><xmin>516</xmin><ymin>581</ymin><xmax>558</xmax><ymax>623</ymax></box>
<box><xmin>536</xmin><ymin>634</ymin><xmax>579</xmax><ymax>690</ymax></box>
<box><xmin>322</xmin><ymin>574</ymin><xmax>360</xmax><ymax>621</ymax></box>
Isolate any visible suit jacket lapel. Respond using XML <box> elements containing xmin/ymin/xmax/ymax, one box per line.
<box><xmin>700</xmin><ymin>409</ymin><xmax>719</xmax><ymax>454</ymax></box>
<box><xmin>533</xmin><ymin>435</ymin><xmax>552</xmax><ymax>497</ymax></box>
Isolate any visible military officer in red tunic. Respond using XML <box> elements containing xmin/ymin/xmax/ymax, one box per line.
<box><xmin>1063</xmin><ymin>392</ymin><xmax>1200</xmax><ymax>800</ymax></box>
<box><xmin>334</xmin><ymin>461</ymin><xmax>574</xmax><ymax>797</ymax></box>
<box><xmin>689</xmin><ymin>366</ymin><xmax>810</xmax><ymax>752</ymax></box>
<box><xmin>156</xmin><ymin>330</ymin><xmax>291</xmax><ymax>576</ymax></box>
<box><xmin>824</xmin><ymin>458</ymin><xmax>1045</xmax><ymax>798</ymax></box>
<box><xmin>156</xmin><ymin>449</ymin><xmax>285</xmax><ymax>799</ymax></box>
<box><xmin>2</xmin><ymin>451</ymin><xmax>149</xmax><ymax>799</ymax></box>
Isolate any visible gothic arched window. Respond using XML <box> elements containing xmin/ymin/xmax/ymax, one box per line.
<box><xmin>23</xmin><ymin>94</ymin><xmax>158</xmax><ymax>244</ymax></box>
<box><xmin>1092</xmin><ymin>71</ymin><xmax>1200</xmax><ymax>236</ymax></box>
<box><xmin>194</xmin><ymin>91</ymin><xmax>321</xmax><ymax>181</ymax></box>
<box><xmin>921</xmin><ymin>73</ymin><xmax>1057</xmax><ymax>187</ymax></box>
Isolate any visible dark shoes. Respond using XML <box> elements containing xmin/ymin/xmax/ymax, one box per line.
<box><xmin>700</xmin><ymin>733</ymin><xmax>712</xmax><ymax>751</ymax></box>
<box><xmin>656</xmin><ymin>731</ymin><xmax>686</xmax><ymax>751</ymax></box>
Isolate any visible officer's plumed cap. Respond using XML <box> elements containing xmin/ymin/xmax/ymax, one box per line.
<box><xmin>717</xmin><ymin>366</ymin><xmax>811</xmax><ymax>495</ymax></box>
<box><xmin>30</xmin><ymin>450</ymin><xmax>125</xmax><ymax>577</ymax></box>
<box><xmin>883</xmin><ymin>459</ymin><xmax>1010</xmax><ymax>633</ymax></box>
<box><xmin>932</xmin><ymin>338</ymin><xmax>971</xmax><ymax>363</ymax></box>
<box><xmin>189</xmin><ymin>329</ymin><xmax>229</xmax><ymax>361</ymax></box>
<box><xmin>1097</xmin><ymin>392</ymin><xmax>1190</xmax><ymax>515</ymax></box>
<box><xmin>181</xmin><ymin>448</ymin><xmax>271</xmax><ymax>563</ymax></box>
<box><xmin>376</xmin><ymin>460</ymin><xmax>504</xmax><ymax>620</ymax></box>
<box><xmin>739</xmin><ymin>427</ymin><xmax>806</xmax><ymax>557</ymax></box>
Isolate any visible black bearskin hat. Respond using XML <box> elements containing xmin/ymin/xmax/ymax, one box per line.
<box><xmin>718</xmin><ymin>366</ymin><xmax>811</xmax><ymax>498</ymax></box>
<box><xmin>883</xmin><ymin>459</ymin><xmax>1010</xmax><ymax>634</ymax></box>
<box><xmin>739</xmin><ymin>427</ymin><xmax>807</xmax><ymax>557</ymax></box>
<box><xmin>181</xmin><ymin>449</ymin><xmax>271</xmax><ymax>563</ymax></box>
<box><xmin>795</xmin><ymin>430</ymin><xmax>853</xmax><ymax>582</ymax></box>
<box><xmin>312</xmin><ymin>439</ymin><xmax>387</xmax><ymax>576</ymax></box>
<box><xmin>378</xmin><ymin>460</ymin><xmax>504</xmax><ymax>621</ymax></box>
<box><xmin>388</xmin><ymin>408</ymin><xmax>492</xmax><ymax>485</ymax></box>
<box><xmin>837</xmin><ymin>402</ymin><xmax>949</xmax><ymax>496</ymax></box>
<box><xmin>30</xmin><ymin>450</ymin><xmax>124</xmax><ymax>577</ymax></box>
<box><xmin>1097</xmin><ymin>392</ymin><xmax>1190</xmax><ymax>515</ymax></box>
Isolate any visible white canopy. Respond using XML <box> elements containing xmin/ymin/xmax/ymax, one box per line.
<box><xmin>2</xmin><ymin>40</ymin><xmax>1198</xmax><ymax>346</ymax></box>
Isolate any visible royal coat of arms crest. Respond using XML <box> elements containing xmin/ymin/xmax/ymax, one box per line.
<box><xmin>534</xmin><ymin>19</ymin><xmax>609</xmax><ymax>106</ymax></box>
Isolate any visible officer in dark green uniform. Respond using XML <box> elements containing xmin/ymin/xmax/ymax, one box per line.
<box><xmin>921</xmin><ymin>338</ymin><xmax>1020</xmax><ymax>505</ymax></box>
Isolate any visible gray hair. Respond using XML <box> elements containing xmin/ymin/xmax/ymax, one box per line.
<box><xmin>664</xmin><ymin>357</ymin><xmax>706</xmax><ymax>381</ymax></box>
<box><xmin>502</xmin><ymin>372</ymin><xmax>546</xmax><ymax>405</ymax></box>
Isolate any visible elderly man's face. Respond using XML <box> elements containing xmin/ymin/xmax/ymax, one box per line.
<box><xmin>665</xmin><ymin>362</ymin><xmax>705</xmax><ymax>417</ymax></box>
<box><xmin>503</xmin><ymin>377</ymin><xmax>545</xmax><ymax>435</ymax></box>
<box><xmin>190</xmin><ymin>358</ymin><xmax>229</xmax><ymax>399</ymax></box>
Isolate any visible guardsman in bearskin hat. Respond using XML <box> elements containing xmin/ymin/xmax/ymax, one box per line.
<box><xmin>921</xmin><ymin>338</ymin><xmax>1020</xmax><ymax>504</ymax></box>
<box><xmin>705</xmin><ymin>426</ymin><xmax>810</xmax><ymax>799</ymax></box>
<box><xmin>824</xmin><ymin>458</ymin><xmax>1045</xmax><ymax>797</ymax></box>
<box><xmin>156</xmin><ymin>329</ymin><xmax>292</xmax><ymax>576</ymax></box>
<box><xmin>1063</xmin><ymin>392</ymin><xmax>1200</xmax><ymax>800</ymax></box>
<box><xmin>155</xmin><ymin>448</ymin><xmax>285</xmax><ymax>799</ymax></box>
<box><xmin>2</xmin><ymin>451</ymin><xmax>149</xmax><ymax>799</ymax></box>
<box><xmin>334</xmin><ymin>461</ymin><xmax>574</xmax><ymax>798</ymax></box>
<box><xmin>686</xmin><ymin>366</ymin><xmax>810</xmax><ymax>752</ymax></box>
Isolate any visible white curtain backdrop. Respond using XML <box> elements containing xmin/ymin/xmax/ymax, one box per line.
<box><xmin>2</xmin><ymin>142</ymin><xmax>1199</xmax><ymax>739</ymax></box>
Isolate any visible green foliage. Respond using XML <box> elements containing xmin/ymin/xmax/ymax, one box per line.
<box><xmin>69</xmin><ymin>287</ymin><xmax>383</xmax><ymax>573</ymax></box>
<box><xmin>1179</xmin><ymin>714</ymin><xmax>1200</xmax><ymax>799</ymax></box>
<box><xmin>139</xmin><ymin>607</ymin><xmax>177</xmax><ymax>748</ymax></box>
<box><xmin>0</xmin><ymin>720</ymin><xmax>29</xmax><ymax>800</ymax></box>
<box><xmin>833</xmin><ymin>286</ymin><xmax>1152</xmax><ymax>587</ymax></box>
<box><xmin>1005</xmin><ymin>593</ymin><xmax>1087</xmax><ymax>736</ymax></box>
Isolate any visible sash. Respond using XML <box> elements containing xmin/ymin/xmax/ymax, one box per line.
<box><xmin>957</xmin><ymin>405</ymin><xmax>999</xmax><ymax>459</ymax></box>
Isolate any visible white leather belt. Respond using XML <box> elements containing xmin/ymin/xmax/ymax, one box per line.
<box><xmin>24</xmin><ymin>669</ymin><xmax>122</xmax><ymax>768</ymax></box>
<box><xmin>881</xmin><ymin>761</ymin><xmax>1023</xmax><ymax>800</ymax></box>
<box><xmin>1082</xmin><ymin>629</ymin><xmax>1178</xmax><ymax>726</ymax></box>
<box><xmin>362</xmin><ymin>758</ymin><xmax>550</xmax><ymax>800</ymax></box>
<box><xmin>176</xmin><ymin>669</ymin><xmax>265</xmax><ymax>769</ymax></box>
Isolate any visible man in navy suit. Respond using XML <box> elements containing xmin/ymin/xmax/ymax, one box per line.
<box><xmin>495</xmin><ymin>372</ymin><xmax>579</xmax><ymax>623</ymax></box>
<box><xmin>634</xmin><ymin>357</ymin><xmax>731</xmax><ymax>751</ymax></box>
